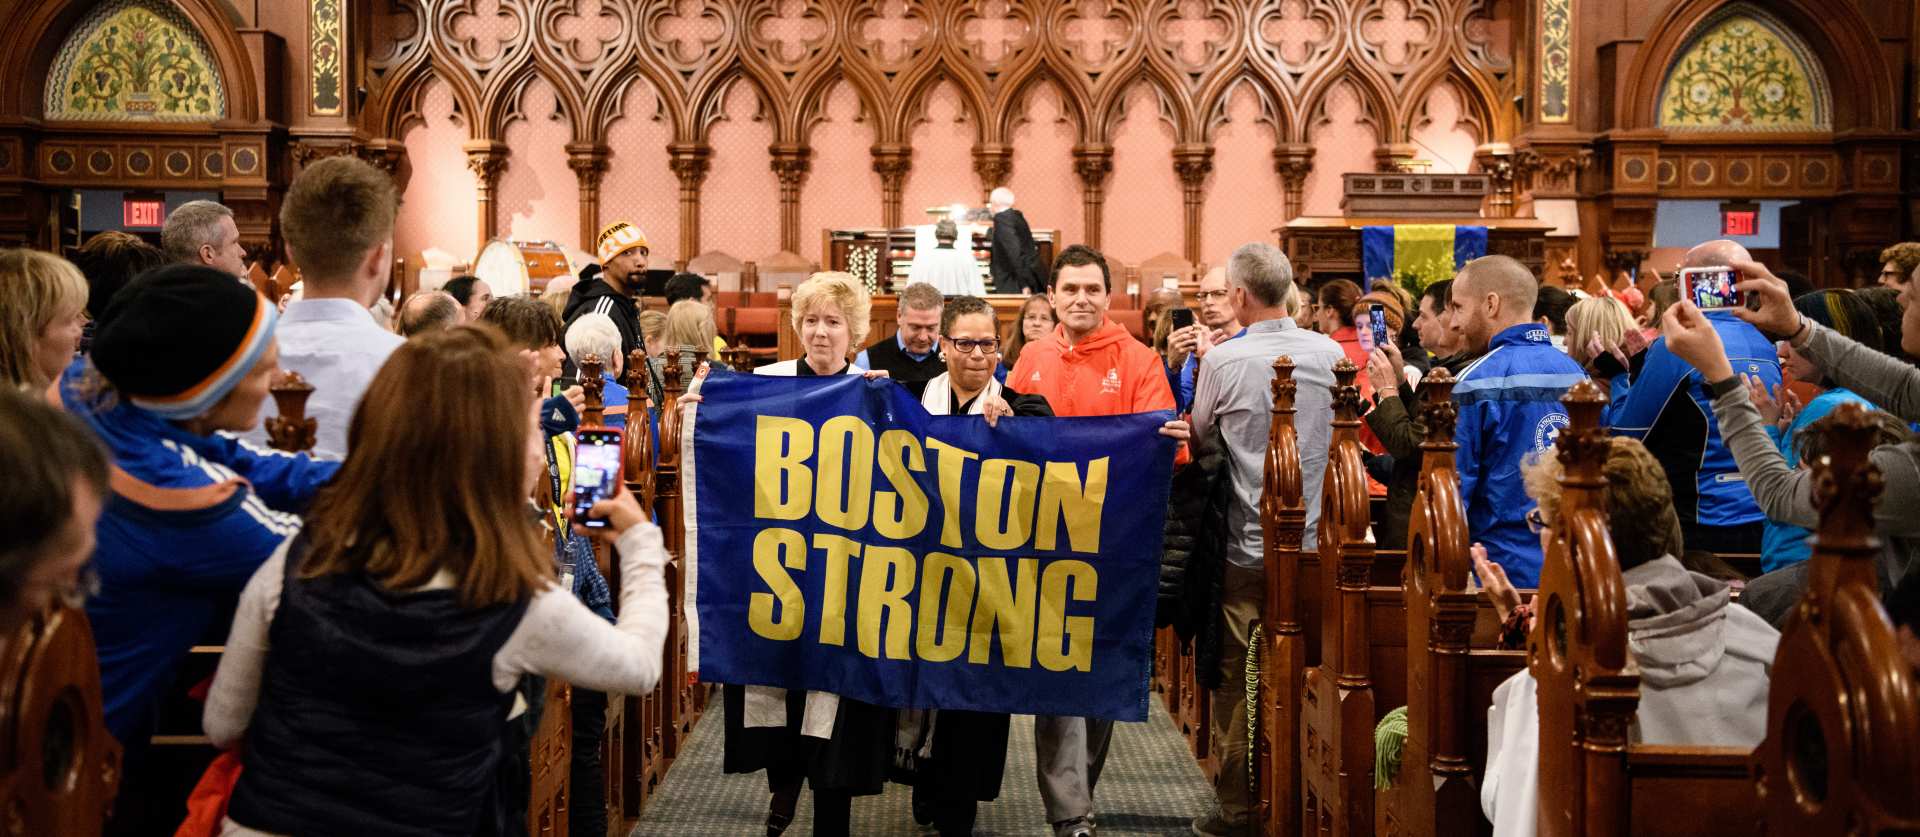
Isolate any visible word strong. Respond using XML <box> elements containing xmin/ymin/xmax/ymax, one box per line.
<box><xmin>750</xmin><ymin>415</ymin><xmax>1109</xmax><ymax>672</ymax></box>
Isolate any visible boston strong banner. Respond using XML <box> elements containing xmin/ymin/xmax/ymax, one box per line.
<box><xmin>684</xmin><ymin>372</ymin><xmax>1175</xmax><ymax>722</ymax></box>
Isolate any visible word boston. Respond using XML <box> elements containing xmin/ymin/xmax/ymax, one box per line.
<box><xmin>683</xmin><ymin>373</ymin><xmax>1175</xmax><ymax>722</ymax></box>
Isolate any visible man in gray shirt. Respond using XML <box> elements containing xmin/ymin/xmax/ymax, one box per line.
<box><xmin>1186</xmin><ymin>242</ymin><xmax>1342</xmax><ymax>835</ymax></box>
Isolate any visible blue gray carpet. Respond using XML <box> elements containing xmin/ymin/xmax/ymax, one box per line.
<box><xmin>630</xmin><ymin>700</ymin><xmax>1215</xmax><ymax>835</ymax></box>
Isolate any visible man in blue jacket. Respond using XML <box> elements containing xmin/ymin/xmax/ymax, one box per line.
<box><xmin>1448</xmin><ymin>255</ymin><xmax>1589</xmax><ymax>587</ymax></box>
<box><xmin>1611</xmin><ymin>240</ymin><xmax>1781</xmax><ymax>556</ymax></box>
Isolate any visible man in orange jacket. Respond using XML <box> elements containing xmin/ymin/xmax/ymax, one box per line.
<box><xmin>1009</xmin><ymin>243</ymin><xmax>1189</xmax><ymax>837</ymax></box>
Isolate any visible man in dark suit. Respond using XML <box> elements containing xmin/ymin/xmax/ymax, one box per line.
<box><xmin>988</xmin><ymin>186</ymin><xmax>1042</xmax><ymax>294</ymax></box>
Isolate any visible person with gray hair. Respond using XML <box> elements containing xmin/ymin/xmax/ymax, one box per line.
<box><xmin>907</xmin><ymin>219</ymin><xmax>985</xmax><ymax>296</ymax></box>
<box><xmin>161</xmin><ymin>199</ymin><xmax>246</xmax><ymax>278</ymax></box>
<box><xmin>988</xmin><ymin>186</ymin><xmax>1041</xmax><ymax>294</ymax></box>
<box><xmin>1445</xmin><ymin>255</ymin><xmax>1588</xmax><ymax>587</ymax></box>
<box><xmin>1181</xmin><ymin>242</ymin><xmax>1343</xmax><ymax>836</ymax></box>
<box><xmin>565</xmin><ymin>311</ymin><xmax>632</xmax><ymax>429</ymax></box>
<box><xmin>394</xmin><ymin>290</ymin><xmax>463</xmax><ymax>337</ymax></box>
<box><xmin>855</xmin><ymin>281</ymin><xmax>947</xmax><ymax>385</ymax></box>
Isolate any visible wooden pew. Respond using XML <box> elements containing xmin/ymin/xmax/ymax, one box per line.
<box><xmin>0</xmin><ymin>606</ymin><xmax>120</xmax><ymax>835</ymax></box>
<box><xmin>618</xmin><ymin>349</ymin><xmax>664</xmax><ymax>821</ymax></box>
<box><xmin>1532</xmin><ymin>380</ymin><xmax>1752</xmax><ymax>837</ymax></box>
<box><xmin>1753</xmin><ymin>402</ymin><xmax>1920</xmax><ymax>833</ymax></box>
<box><xmin>1256</xmin><ymin>355</ymin><xmax>1311</xmax><ymax>837</ymax></box>
<box><xmin>1374</xmin><ymin>368</ymin><xmax>1531</xmax><ymax>837</ymax></box>
<box><xmin>1301</xmin><ymin>359</ymin><xmax>1377</xmax><ymax>835</ymax></box>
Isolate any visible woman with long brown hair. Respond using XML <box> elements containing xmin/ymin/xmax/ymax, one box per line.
<box><xmin>1003</xmin><ymin>293</ymin><xmax>1055</xmax><ymax>369</ymax></box>
<box><xmin>201</xmin><ymin>324</ymin><xmax>670</xmax><ymax>836</ymax></box>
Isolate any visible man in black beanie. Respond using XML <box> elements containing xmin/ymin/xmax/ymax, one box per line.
<box><xmin>61</xmin><ymin>264</ymin><xmax>339</xmax><ymax>833</ymax></box>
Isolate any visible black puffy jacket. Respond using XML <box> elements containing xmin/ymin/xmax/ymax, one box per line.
<box><xmin>1158</xmin><ymin>426</ymin><xmax>1234</xmax><ymax>689</ymax></box>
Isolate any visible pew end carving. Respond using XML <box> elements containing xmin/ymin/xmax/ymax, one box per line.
<box><xmin>263</xmin><ymin>371</ymin><xmax>317</xmax><ymax>453</ymax></box>
<box><xmin>1258</xmin><ymin>355</ymin><xmax>1306</xmax><ymax>837</ymax></box>
<box><xmin>0</xmin><ymin>606</ymin><xmax>120</xmax><ymax>836</ymax></box>
<box><xmin>579</xmin><ymin>355</ymin><xmax>605</xmax><ymax>427</ymax></box>
<box><xmin>1754</xmin><ymin>402</ymin><xmax>1920</xmax><ymax>833</ymax></box>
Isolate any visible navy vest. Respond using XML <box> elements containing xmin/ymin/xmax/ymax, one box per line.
<box><xmin>227</xmin><ymin>535</ymin><xmax>532</xmax><ymax>836</ymax></box>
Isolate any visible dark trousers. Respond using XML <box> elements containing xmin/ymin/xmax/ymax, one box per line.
<box><xmin>569</xmin><ymin>689</ymin><xmax>607</xmax><ymax>837</ymax></box>
<box><xmin>767</xmin><ymin>740</ymin><xmax>853</xmax><ymax>837</ymax></box>
<box><xmin>912</xmin><ymin>779</ymin><xmax>979</xmax><ymax>837</ymax></box>
<box><xmin>1683</xmin><ymin>519</ymin><xmax>1764</xmax><ymax>557</ymax></box>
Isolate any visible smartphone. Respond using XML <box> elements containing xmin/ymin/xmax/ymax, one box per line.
<box><xmin>1679</xmin><ymin>266</ymin><xmax>1743</xmax><ymax>311</ymax></box>
<box><xmin>571</xmin><ymin>427</ymin><xmax>624</xmax><ymax>528</ymax></box>
<box><xmin>551</xmin><ymin>377</ymin><xmax>579</xmax><ymax>399</ymax></box>
<box><xmin>1367</xmin><ymin>304</ymin><xmax>1391</xmax><ymax>350</ymax></box>
<box><xmin>1169</xmin><ymin>307</ymin><xmax>1195</xmax><ymax>330</ymax></box>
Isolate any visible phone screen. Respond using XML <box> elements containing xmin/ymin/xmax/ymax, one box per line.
<box><xmin>1367</xmin><ymin>304</ymin><xmax>1391</xmax><ymax>350</ymax></box>
<box><xmin>1170</xmin><ymin>308</ymin><xmax>1195</xmax><ymax>330</ymax></box>
<box><xmin>1680</xmin><ymin>266</ymin><xmax>1740</xmax><ymax>311</ymax></box>
<box><xmin>571</xmin><ymin>429</ymin><xmax>624</xmax><ymax>528</ymax></box>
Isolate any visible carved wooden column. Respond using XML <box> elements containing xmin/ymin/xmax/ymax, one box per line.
<box><xmin>462</xmin><ymin>140</ymin><xmax>507</xmax><ymax>251</ymax></box>
<box><xmin>360</xmin><ymin>140</ymin><xmax>405</xmax><ymax>178</ymax></box>
<box><xmin>567</xmin><ymin>143</ymin><xmax>609</xmax><ymax>251</ymax></box>
<box><xmin>1274</xmin><ymin>144</ymin><xmax>1314</xmax><ymax>222</ymax></box>
<box><xmin>668</xmin><ymin>143</ymin><xmax>711</xmax><ymax>261</ymax></box>
<box><xmin>1173</xmin><ymin>144</ymin><xmax>1213</xmax><ymax>264</ymax></box>
<box><xmin>871</xmin><ymin>144</ymin><xmax>912</xmax><ymax>229</ymax></box>
<box><xmin>770</xmin><ymin>144</ymin><xmax>810</xmax><ymax>254</ymax></box>
<box><xmin>973</xmin><ymin>144</ymin><xmax>1013</xmax><ymax>195</ymax></box>
<box><xmin>1072</xmin><ymin>145</ymin><xmax>1113</xmax><ymax>251</ymax></box>
<box><xmin>1473</xmin><ymin>143</ymin><xmax>1517</xmax><ymax>219</ymax></box>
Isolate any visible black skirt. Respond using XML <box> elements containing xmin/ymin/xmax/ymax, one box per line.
<box><xmin>912</xmin><ymin>710</ymin><xmax>1012</xmax><ymax>803</ymax></box>
<box><xmin>721</xmin><ymin>685</ymin><xmax>895</xmax><ymax>796</ymax></box>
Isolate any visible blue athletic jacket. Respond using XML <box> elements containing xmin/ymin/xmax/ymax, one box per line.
<box><xmin>1611</xmin><ymin>311</ymin><xmax>1780</xmax><ymax>530</ymax></box>
<box><xmin>1454</xmin><ymin>324</ymin><xmax>1588</xmax><ymax>587</ymax></box>
<box><xmin>61</xmin><ymin>365</ymin><xmax>339</xmax><ymax>744</ymax></box>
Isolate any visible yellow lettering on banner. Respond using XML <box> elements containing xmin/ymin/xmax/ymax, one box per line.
<box><xmin>916</xmin><ymin>552</ymin><xmax>976</xmax><ymax>662</ymax></box>
<box><xmin>857</xmin><ymin>545</ymin><xmax>916</xmax><ymax>660</ymax></box>
<box><xmin>969</xmin><ymin>557</ymin><xmax>1038</xmax><ymax>668</ymax></box>
<box><xmin>748</xmin><ymin>528</ymin><xmax>807</xmax><ymax>641</ymax></box>
<box><xmin>1035</xmin><ymin>457</ymin><xmax>1109</xmax><ymax>554</ymax></box>
<box><xmin>873</xmin><ymin>429</ymin><xmax>929</xmax><ymax>540</ymax></box>
<box><xmin>975</xmin><ymin>458</ymin><xmax>1040</xmax><ymax>551</ymax></box>
<box><xmin>812</xmin><ymin>533</ymin><xmax>860</xmax><ymax>647</ymax></box>
<box><xmin>815</xmin><ymin>415</ymin><xmax>875</xmax><ymax>530</ymax></box>
<box><xmin>924</xmin><ymin>438</ymin><xmax>979</xmax><ymax>549</ymax></box>
<box><xmin>754</xmin><ymin>417</ymin><xmax>813</xmax><ymax>520</ymax></box>
<box><xmin>1037</xmin><ymin>560</ymin><xmax>1097</xmax><ymax>671</ymax></box>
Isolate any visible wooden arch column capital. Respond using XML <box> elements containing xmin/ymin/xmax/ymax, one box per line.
<box><xmin>973</xmin><ymin>144</ymin><xmax>1013</xmax><ymax>193</ymax></box>
<box><xmin>1072</xmin><ymin>145</ymin><xmax>1113</xmax><ymax>250</ymax></box>
<box><xmin>1172</xmin><ymin>144</ymin><xmax>1213</xmax><ymax>263</ymax></box>
<box><xmin>770</xmin><ymin>144</ymin><xmax>811</xmax><ymax>253</ymax></box>
<box><xmin>669</xmin><ymin>143</ymin><xmax>712</xmax><ymax>261</ymax></box>
<box><xmin>871</xmin><ymin>143</ymin><xmax>912</xmax><ymax>229</ymax></box>
<box><xmin>462</xmin><ymin>140</ymin><xmax>508</xmax><ymax>251</ymax></box>
<box><xmin>1273</xmin><ymin>143</ymin><xmax>1315</xmax><ymax>222</ymax></box>
<box><xmin>568</xmin><ymin>143</ymin><xmax>611</xmax><ymax>252</ymax></box>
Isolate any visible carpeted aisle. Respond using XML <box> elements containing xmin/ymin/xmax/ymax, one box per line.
<box><xmin>631</xmin><ymin>701</ymin><xmax>1216</xmax><ymax>836</ymax></box>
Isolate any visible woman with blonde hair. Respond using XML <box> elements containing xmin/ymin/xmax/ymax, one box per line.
<box><xmin>663</xmin><ymin>299</ymin><xmax>719</xmax><ymax>362</ymax></box>
<box><xmin>696</xmin><ymin>271</ymin><xmax>895</xmax><ymax>836</ymax></box>
<box><xmin>1566</xmin><ymin>294</ymin><xmax>1638</xmax><ymax>369</ymax></box>
<box><xmin>202</xmin><ymin>324</ymin><xmax>670</xmax><ymax>835</ymax></box>
<box><xmin>0</xmin><ymin>248</ymin><xmax>89</xmax><ymax>391</ymax></box>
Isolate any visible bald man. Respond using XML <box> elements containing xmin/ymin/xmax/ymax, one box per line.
<box><xmin>395</xmin><ymin>290</ymin><xmax>463</xmax><ymax>336</ymax></box>
<box><xmin>1446</xmin><ymin>255</ymin><xmax>1587</xmax><ymax>585</ymax></box>
<box><xmin>1611</xmin><ymin>240</ymin><xmax>1781</xmax><ymax>556</ymax></box>
<box><xmin>988</xmin><ymin>186</ymin><xmax>1042</xmax><ymax>294</ymax></box>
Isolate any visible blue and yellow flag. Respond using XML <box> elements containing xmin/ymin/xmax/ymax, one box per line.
<box><xmin>1361</xmin><ymin>223</ymin><xmax>1489</xmax><ymax>295</ymax></box>
<box><xmin>684</xmin><ymin>373</ymin><xmax>1175</xmax><ymax>721</ymax></box>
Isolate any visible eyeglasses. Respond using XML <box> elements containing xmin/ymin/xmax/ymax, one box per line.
<box><xmin>944</xmin><ymin>337</ymin><xmax>1000</xmax><ymax>355</ymax></box>
<box><xmin>1526</xmin><ymin>507</ymin><xmax>1551</xmax><ymax>534</ymax></box>
<box><xmin>1196</xmin><ymin>290</ymin><xmax>1229</xmax><ymax>302</ymax></box>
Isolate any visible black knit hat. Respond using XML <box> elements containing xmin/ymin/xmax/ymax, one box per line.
<box><xmin>91</xmin><ymin>264</ymin><xmax>277</xmax><ymax>419</ymax></box>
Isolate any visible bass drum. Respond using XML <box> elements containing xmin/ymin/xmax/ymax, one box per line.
<box><xmin>472</xmin><ymin>239</ymin><xmax>577</xmax><ymax>296</ymax></box>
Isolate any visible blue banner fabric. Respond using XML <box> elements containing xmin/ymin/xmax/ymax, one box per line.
<box><xmin>1359</xmin><ymin>224</ymin><xmax>1491</xmax><ymax>291</ymax></box>
<box><xmin>1454</xmin><ymin>225</ymin><xmax>1489</xmax><ymax>267</ymax></box>
<box><xmin>683</xmin><ymin>372</ymin><xmax>1176</xmax><ymax>722</ymax></box>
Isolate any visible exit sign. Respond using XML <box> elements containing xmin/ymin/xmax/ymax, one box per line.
<box><xmin>123</xmin><ymin>196</ymin><xmax>165</xmax><ymax>228</ymax></box>
<box><xmin>1720</xmin><ymin>201</ymin><xmax>1759</xmax><ymax>237</ymax></box>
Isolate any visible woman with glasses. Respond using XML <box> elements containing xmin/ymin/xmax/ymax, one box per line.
<box><xmin>1476</xmin><ymin>435</ymin><xmax>1778</xmax><ymax>837</ymax></box>
<box><xmin>895</xmin><ymin>295</ymin><xmax>1052</xmax><ymax>836</ymax></box>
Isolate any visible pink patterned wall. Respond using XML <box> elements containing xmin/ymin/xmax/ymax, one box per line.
<box><xmin>798</xmin><ymin>80</ymin><xmax>882</xmax><ymax>264</ymax></box>
<box><xmin>1408</xmin><ymin>81</ymin><xmax>1478</xmax><ymax>173</ymax></box>
<box><xmin>700</xmin><ymin>79</ymin><xmax>781</xmax><ymax>269</ymax></box>
<box><xmin>394</xmin><ymin>78</ymin><xmax>480</xmax><ymax>265</ymax></box>
<box><xmin>1302</xmin><ymin>80</ymin><xmax>1380</xmax><ymax>217</ymax></box>
<box><xmin>1006</xmin><ymin>81</ymin><xmax>1083</xmax><ymax>248</ymax></box>
<box><xmin>601</xmin><ymin>79</ymin><xmax>681</xmax><ymax>268</ymax></box>
<box><xmin>497</xmin><ymin>77</ymin><xmax>581</xmax><ymax>252</ymax></box>
<box><xmin>1102</xmin><ymin>82</ymin><xmax>1183</xmax><ymax>265</ymax></box>
<box><xmin>899</xmin><ymin>81</ymin><xmax>980</xmax><ymax>226</ymax></box>
<box><xmin>1201</xmin><ymin>83</ymin><xmax>1287</xmax><ymax>264</ymax></box>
